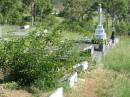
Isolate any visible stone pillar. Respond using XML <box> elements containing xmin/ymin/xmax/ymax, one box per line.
<box><xmin>95</xmin><ymin>4</ymin><xmax>106</xmax><ymax>40</ymax></box>
<box><xmin>94</xmin><ymin>4</ymin><xmax>107</xmax><ymax>52</ymax></box>
<box><xmin>98</xmin><ymin>4</ymin><xmax>102</xmax><ymax>25</ymax></box>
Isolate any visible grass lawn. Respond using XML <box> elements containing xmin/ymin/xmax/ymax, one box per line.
<box><xmin>101</xmin><ymin>36</ymin><xmax>130</xmax><ymax>97</ymax></box>
<box><xmin>103</xmin><ymin>36</ymin><xmax>130</xmax><ymax>72</ymax></box>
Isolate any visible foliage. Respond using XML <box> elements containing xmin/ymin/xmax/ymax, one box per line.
<box><xmin>36</xmin><ymin>15</ymin><xmax>59</xmax><ymax>30</ymax></box>
<box><xmin>0</xmin><ymin>27</ymin><xmax>84</xmax><ymax>90</ymax></box>
<box><xmin>3</xmin><ymin>81</ymin><xmax>18</xmax><ymax>90</ymax></box>
<box><xmin>103</xmin><ymin>36</ymin><xmax>130</xmax><ymax>72</ymax></box>
<box><xmin>96</xmin><ymin>0</ymin><xmax>129</xmax><ymax>26</ymax></box>
<box><xmin>115</xmin><ymin>21</ymin><xmax>130</xmax><ymax>35</ymax></box>
<box><xmin>0</xmin><ymin>0</ymin><xmax>53</xmax><ymax>25</ymax></box>
<box><xmin>0</xmin><ymin>0</ymin><xmax>23</xmax><ymax>24</ymax></box>
<box><xmin>79</xmin><ymin>20</ymin><xmax>95</xmax><ymax>34</ymax></box>
<box><xmin>79</xmin><ymin>51</ymin><xmax>91</xmax><ymax>62</ymax></box>
<box><xmin>22</xmin><ymin>0</ymin><xmax>53</xmax><ymax>25</ymax></box>
<box><xmin>54</xmin><ymin>20</ymin><xmax>95</xmax><ymax>35</ymax></box>
<box><xmin>62</xmin><ymin>0</ymin><xmax>94</xmax><ymax>22</ymax></box>
<box><xmin>101</xmin><ymin>37</ymin><xmax>130</xmax><ymax>97</ymax></box>
<box><xmin>62</xmin><ymin>0</ymin><xmax>84</xmax><ymax>21</ymax></box>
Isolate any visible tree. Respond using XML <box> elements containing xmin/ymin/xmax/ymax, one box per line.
<box><xmin>63</xmin><ymin>0</ymin><xmax>84</xmax><ymax>21</ymax></box>
<box><xmin>99</xmin><ymin>0</ymin><xmax>128</xmax><ymax>25</ymax></box>
<box><xmin>0</xmin><ymin>0</ymin><xmax>23</xmax><ymax>24</ymax></box>
<box><xmin>22</xmin><ymin>0</ymin><xmax>53</xmax><ymax>25</ymax></box>
<box><xmin>82</xmin><ymin>0</ymin><xmax>96</xmax><ymax>20</ymax></box>
<box><xmin>63</xmin><ymin>0</ymin><xmax>96</xmax><ymax>22</ymax></box>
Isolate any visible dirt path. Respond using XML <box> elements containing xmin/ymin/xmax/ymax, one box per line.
<box><xmin>65</xmin><ymin>66</ymin><xmax>114</xmax><ymax>97</ymax></box>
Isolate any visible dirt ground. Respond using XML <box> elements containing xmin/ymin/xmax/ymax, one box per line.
<box><xmin>64</xmin><ymin>66</ymin><xmax>114</xmax><ymax>97</ymax></box>
<box><xmin>0</xmin><ymin>86</ymin><xmax>32</xmax><ymax>97</ymax></box>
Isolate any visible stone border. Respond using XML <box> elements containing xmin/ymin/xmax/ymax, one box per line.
<box><xmin>49</xmin><ymin>38</ymin><xmax>119</xmax><ymax>97</ymax></box>
<box><xmin>73</xmin><ymin>61</ymin><xmax>89</xmax><ymax>72</ymax></box>
<box><xmin>68</xmin><ymin>72</ymin><xmax>78</xmax><ymax>88</ymax></box>
<box><xmin>49</xmin><ymin>87</ymin><xmax>63</xmax><ymax>97</ymax></box>
<box><xmin>83</xmin><ymin>45</ymin><xmax>94</xmax><ymax>56</ymax></box>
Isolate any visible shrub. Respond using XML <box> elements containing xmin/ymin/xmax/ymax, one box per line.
<box><xmin>0</xmin><ymin>27</ymin><xmax>82</xmax><ymax>90</ymax></box>
<box><xmin>56</xmin><ymin>21</ymin><xmax>86</xmax><ymax>34</ymax></box>
<box><xmin>55</xmin><ymin>20</ymin><xmax>95</xmax><ymax>36</ymax></box>
<box><xmin>79</xmin><ymin>20</ymin><xmax>95</xmax><ymax>35</ymax></box>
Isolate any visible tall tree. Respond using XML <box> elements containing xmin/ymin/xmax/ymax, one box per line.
<box><xmin>0</xmin><ymin>0</ymin><xmax>23</xmax><ymax>24</ymax></box>
<box><xmin>83</xmin><ymin>0</ymin><xmax>96</xmax><ymax>20</ymax></box>
<box><xmin>22</xmin><ymin>0</ymin><xmax>53</xmax><ymax>26</ymax></box>
<box><xmin>63</xmin><ymin>0</ymin><xmax>84</xmax><ymax>21</ymax></box>
<box><xmin>98</xmin><ymin>0</ymin><xmax>128</xmax><ymax>25</ymax></box>
<box><xmin>63</xmin><ymin>0</ymin><xmax>95</xmax><ymax>22</ymax></box>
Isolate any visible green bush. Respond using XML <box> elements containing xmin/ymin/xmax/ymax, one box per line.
<box><xmin>55</xmin><ymin>20</ymin><xmax>95</xmax><ymax>36</ymax></box>
<box><xmin>56</xmin><ymin>21</ymin><xmax>86</xmax><ymax>34</ymax></box>
<box><xmin>79</xmin><ymin>20</ymin><xmax>95</xmax><ymax>35</ymax></box>
<box><xmin>0</xmin><ymin>27</ymin><xmax>83</xmax><ymax>90</ymax></box>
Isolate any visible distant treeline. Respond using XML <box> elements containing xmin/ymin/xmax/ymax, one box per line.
<box><xmin>0</xmin><ymin>0</ymin><xmax>130</xmax><ymax>31</ymax></box>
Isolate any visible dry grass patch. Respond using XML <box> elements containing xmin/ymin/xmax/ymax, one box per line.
<box><xmin>0</xmin><ymin>85</ymin><xmax>32</xmax><ymax>97</ymax></box>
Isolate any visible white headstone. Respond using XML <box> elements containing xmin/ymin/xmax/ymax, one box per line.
<box><xmin>68</xmin><ymin>72</ymin><xmax>78</xmax><ymax>88</ymax></box>
<box><xmin>49</xmin><ymin>87</ymin><xmax>63</xmax><ymax>97</ymax></box>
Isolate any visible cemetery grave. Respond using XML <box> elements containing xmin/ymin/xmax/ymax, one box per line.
<box><xmin>0</xmin><ymin>0</ymin><xmax>129</xmax><ymax>97</ymax></box>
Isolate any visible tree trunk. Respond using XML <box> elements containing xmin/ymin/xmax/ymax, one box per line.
<box><xmin>112</xmin><ymin>15</ymin><xmax>115</xmax><ymax>27</ymax></box>
<box><xmin>31</xmin><ymin>2</ymin><xmax>36</xmax><ymax>26</ymax></box>
<box><xmin>106</xmin><ymin>14</ymin><xmax>109</xmax><ymax>33</ymax></box>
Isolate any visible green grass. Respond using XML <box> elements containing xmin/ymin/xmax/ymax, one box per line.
<box><xmin>113</xmin><ymin>75</ymin><xmax>130</xmax><ymax>97</ymax></box>
<box><xmin>96</xmin><ymin>71</ymin><xmax>130</xmax><ymax>97</ymax></box>
<box><xmin>100</xmin><ymin>36</ymin><xmax>130</xmax><ymax>97</ymax></box>
<box><xmin>103</xmin><ymin>36</ymin><xmax>130</xmax><ymax>72</ymax></box>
